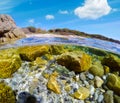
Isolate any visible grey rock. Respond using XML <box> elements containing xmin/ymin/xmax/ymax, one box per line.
<box><xmin>79</xmin><ymin>72</ymin><xmax>86</xmax><ymax>81</ymax></box>
<box><xmin>87</xmin><ymin>73</ymin><xmax>94</xmax><ymax>80</ymax></box>
<box><xmin>97</xmin><ymin>94</ymin><xmax>104</xmax><ymax>103</ymax></box>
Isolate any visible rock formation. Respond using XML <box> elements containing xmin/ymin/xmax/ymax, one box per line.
<box><xmin>0</xmin><ymin>14</ymin><xmax>25</xmax><ymax>43</ymax></box>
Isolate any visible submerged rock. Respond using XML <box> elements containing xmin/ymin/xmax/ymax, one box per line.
<box><xmin>57</xmin><ymin>51</ymin><xmax>92</xmax><ymax>72</ymax></box>
<box><xmin>0</xmin><ymin>82</ymin><xmax>16</xmax><ymax>103</ymax></box>
<box><xmin>71</xmin><ymin>87</ymin><xmax>90</xmax><ymax>100</ymax></box>
<box><xmin>89</xmin><ymin>61</ymin><xmax>104</xmax><ymax>77</ymax></box>
<box><xmin>19</xmin><ymin>45</ymin><xmax>49</xmax><ymax>61</ymax></box>
<box><xmin>47</xmin><ymin>71</ymin><xmax>61</xmax><ymax>94</ymax></box>
<box><xmin>0</xmin><ymin>48</ymin><xmax>21</xmax><ymax>78</ymax></box>
<box><xmin>104</xmin><ymin>90</ymin><xmax>114</xmax><ymax>103</ymax></box>
<box><xmin>106</xmin><ymin>73</ymin><xmax>120</xmax><ymax>95</ymax></box>
<box><xmin>102</xmin><ymin>54</ymin><xmax>120</xmax><ymax>72</ymax></box>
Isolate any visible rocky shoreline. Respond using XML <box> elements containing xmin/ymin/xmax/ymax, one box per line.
<box><xmin>0</xmin><ymin>45</ymin><xmax>120</xmax><ymax>103</ymax></box>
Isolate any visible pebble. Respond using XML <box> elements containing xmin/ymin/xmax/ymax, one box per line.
<box><xmin>89</xmin><ymin>85</ymin><xmax>95</xmax><ymax>96</ymax></box>
<box><xmin>87</xmin><ymin>73</ymin><xmax>94</xmax><ymax>80</ymax></box>
<box><xmin>79</xmin><ymin>73</ymin><xmax>86</xmax><ymax>81</ymax></box>
<box><xmin>97</xmin><ymin>94</ymin><xmax>104</xmax><ymax>103</ymax></box>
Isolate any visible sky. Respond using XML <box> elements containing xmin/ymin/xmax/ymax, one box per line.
<box><xmin>0</xmin><ymin>0</ymin><xmax>120</xmax><ymax>40</ymax></box>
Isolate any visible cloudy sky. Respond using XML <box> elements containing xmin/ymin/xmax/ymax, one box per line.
<box><xmin>0</xmin><ymin>0</ymin><xmax>120</xmax><ymax>40</ymax></box>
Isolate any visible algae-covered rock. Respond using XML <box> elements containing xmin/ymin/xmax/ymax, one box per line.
<box><xmin>71</xmin><ymin>87</ymin><xmax>90</xmax><ymax>100</ymax></box>
<box><xmin>106</xmin><ymin>73</ymin><xmax>120</xmax><ymax>95</ymax></box>
<box><xmin>19</xmin><ymin>45</ymin><xmax>49</xmax><ymax>61</ymax></box>
<box><xmin>56</xmin><ymin>51</ymin><xmax>91</xmax><ymax>72</ymax></box>
<box><xmin>0</xmin><ymin>48</ymin><xmax>21</xmax><ymax>78</ymax></box>
<box><xmin>89</xmin><ymin>61</ymin><xmax>104</xmax><ymax>77</ymax></box>
<box><xmin>47</xmin><ymin>71</ymin><xmax>61</xmax><ymax>94</ymax></box>
<box><xmin>102</xmin><ymin>54</ymin><xmax>120</xmax><ymax>72</ymax></box>
<box><xmin>49</xmin><ymin>45</ymin><xmax>66</xmax><ymax>55</ymax></box>
<box><xmin>0</xmin><ymin>82</ymin><xmax>16</xmax><ymax>103</ymax></box>
<box><xmin>114</xmin><ymin>95</ymin><xmax>120</xmax><ymax>103</ymax></box>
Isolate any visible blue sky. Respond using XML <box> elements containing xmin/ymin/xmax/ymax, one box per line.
<box><xmin>0</xmin><ymin>0</ymin><xmax>120</xmax><ymax>40</ymax></box>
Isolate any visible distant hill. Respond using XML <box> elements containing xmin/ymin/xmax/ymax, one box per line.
<box><xmin>48</xmin><ymin>28</ymin><xmax>120</xmax><ymax>44</ymax></box>
<box><xmin>22</xmin><ymin>27</ymin><xmax>120</xmax><ymax>44</ymax></box>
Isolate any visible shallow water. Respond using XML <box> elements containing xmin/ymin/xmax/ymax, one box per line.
<box><xmin>0</xmin><ymin>36</ymin><xmax>120</xmax><ymax>55</ymax></box>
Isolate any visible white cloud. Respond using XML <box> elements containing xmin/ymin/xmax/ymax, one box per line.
<box><xmin>74</xmin><ymin>0</ymin><xmax>112</xmax><ymax>19</ymax></box>
<box><xmin>0</xmin><ymin>0</ymin><xmax>24</xmax><ymax>13</ymax></box>
<box><xmin>28</xmin><ymin>19</ymin><xmax>35</xmax><ymax>23</ymax></box>
<box><xmin>45</xmin><ymin>15</ymin><xmax>54</xmax><ymax>20</ymax></box>
<box><xmin>59</xmin><ymin>10</ymin><xmax>69</xmax><ymax>14</ymax></box>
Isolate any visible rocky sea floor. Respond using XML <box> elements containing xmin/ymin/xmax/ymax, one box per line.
<box><xmin>0</xmin><ymin>45</ymin><xmax>120</xmax><ymax>103</ymax></box>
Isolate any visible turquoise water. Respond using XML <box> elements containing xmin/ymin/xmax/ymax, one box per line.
<box><xmin>0</xmin><ymin>36</ymin><xmax>120</xmax><ymax>55</ymax></box>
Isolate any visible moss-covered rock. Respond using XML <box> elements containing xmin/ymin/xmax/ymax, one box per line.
<box><xmin>49</xmin><ymin>45</ymin><xmax>66</xmax><ymax>55</ymax></box>
<box><xmin>0</xmin><ymin>82</ymin><xmax>16</xmax><ymax>103</ymax></box>
<box><xmin>18</xmin><ymin>45</ymin><xmax>49</xmax><ymax>61</ymax></box>
<box><xmin>89</xmin><ymin>61</ymin><xmax>104</xmax><ymax>77</ymax></box>
<box><xmin>56</xmin><ymin>51</ymin><xmax>92</xmax><ymax>72</ymax></box>
<box><xmin>0</xmin><ymin>48</ymin><xmax>21</xmax><ymax>78</ymax></box>
<box><xmin>106</xmin><ymin>73</ymin><xmax>120</xmax><ymax>96</ymax></box>
<box><xmin>102</xmin><ymin>54</ymin><xmax>120</xmax><ymax>72</ymax></box>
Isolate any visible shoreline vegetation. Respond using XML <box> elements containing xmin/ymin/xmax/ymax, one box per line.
<box><xmin>22</xmin><ymin>27</ymin><xmax>120</xmax><ymax>44</ymax></box>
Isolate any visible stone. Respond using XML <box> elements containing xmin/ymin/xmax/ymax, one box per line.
<box><xmin>71</xmin><ymin>87</ymin><xmax>90</xmax><ymax>100</ymax></box>
<box><xmin>19</xmin><ymin>45</ymin><xmax>49</xmax><ymax>61</ymax></box>
<box><xmin>47</xmin><ymin>72</ymin><xmax>61</xmax><ymax>94</ymax></box>
<box><xmin>65</xmin><ymin>84</ymin><xmax>71</xmax><ymax>92</ymax></box>
<box><xmin>86</xmin><ymin>73</ymin><xmax>94</xmax><ymax>80</ymax></box>
<box><xmin>94</xmin><ymin>76</ymin><xmax>104</xmax><ymax>88</ymax></box>
<box><xmin>0</xmin><ymin>14</ymin><xmax>25</xmax><ymax>43</ymax></box>
<box><xmin>0</xmin><ymin>82</ymin><xmax>16</xmax><ymax>103</ymax></box>
<box><xmin>114</xmin><ymin>95</ymin><xmax>120</xmax><ymax>103</ymax></box>
<box><xmin>57</xmin><ymin>51</ymin><xmax>92</xmax><ymax>72</ymax></box>
<box><xmin>0</xmin><ymin>48</ymin><xmax>21</xmax><ymax>78</ymax></box>
<box><xmin>102</xmin><ymin>54</ymin><xmax>120</xmax><ymax>72</ymax></box>
<box><xmin>89</xmin><ymin>85</ymin><xmax>95</xmax><ymax>96</ymax></box>
<box><xmin>89</xmin><ymin>61</ymin><xmax>104</xmax><ymax>77</ymax></box>
<box><xmin>104</xmin><ymin>90</ymin><xmax>114</xmax><ymax>103</ymax></box>
<box><xmin>79</xmin><ymin>73</ymin><xmax>86</xmax><ymax>81</ymax></box>
<box><xmin>106</xmin><ymin>73</ymin><xmax>120</xmax><ymax>95</ymax></box>
<box><xmin>97</xmin><ymin>94</ymin><xmax>104</xmax><ymax>103</ymax></box>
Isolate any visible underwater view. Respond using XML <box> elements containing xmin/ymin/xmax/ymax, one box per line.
<box><xmin>0</xmin><ymin>0</ymin><xmax>120</xmax><ymax>103</ymax></box>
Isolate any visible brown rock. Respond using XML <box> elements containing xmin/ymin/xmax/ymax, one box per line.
<box><xmin>0</xmin><ymin>14</ymin><xmax>25</xmax><ymax>43</ymax></box>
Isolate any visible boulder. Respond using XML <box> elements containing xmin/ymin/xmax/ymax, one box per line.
<box><xmin>89</xmin><ymin>61</ymin><xmax>104</xmax><ymax>77</ymax></box>
<box><xmin>0</xmin><ymin>14</ymin><xmax>25</xmax><ymax>43</ymax></box>
<box><xmin>0</xmin><ymin>48</ymin><xmax>21</xmax><ymax>78</ymax></box>
<box><xmin>0</xmin><ymin>82</ymin><xmax>16</xmax><ymax>103</ymax></box>
<box><xmin>19</xmin><ymin>45</ymin><xmax>49</xmax><ymax>61</ymax></box>
<box><xmin>102</xmin><ymin>54</ymin><xmax>120</xmax><ymax>72</ymax></box>
<box><xmin>56</xmin><ymin>51</ymin><xmax>91</xmax><ymax>72</ymax></box>
<box><xmin>106</xmin><ymin>73</ymin><xmax>120</xmax><ymax>95</ymax></box>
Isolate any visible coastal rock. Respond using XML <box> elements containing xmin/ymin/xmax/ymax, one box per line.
<box><xmin>19</xmin><ymin>45</ymin><xmax>49</xmax><ymax>61</ymax></box>
<box><xmin>102</xmin><ymin>54</ymin><xmax>120</xmax><ymax>72</ymax></box>
<box><xmin>106</xmin><ymin>73</ymin><xmax>120</xmax><ymax>95</ymax></box>
<box><xmin>0</xmin><ymin>14</ymin><xmax>25</xmax><ymax>43</ymax></box>
<box><xmin>47</xmin><ymin>71</ymin><xmax>61</xmax><ymax>94</ymax></box>
<box><xmin>71</xmin><ymin>87</ymin><xmax>90</xmax><ymax>100</ymax></box>
<box><xmin>0</xmin><ymin>82</ymin><xmax>16</xmax><ymax>103</ymax></box>
<box><xmin>57</xmin><ymin>51</ymin><xmax>91</xmax><ymax>72</ymax></box>
<box><xmin>89</xmin><ymin>61</ymin><xmax>104</xmax><ymax>77</ymax></box>
<box><xmin>0</xmin><ymin>48</ymin><xmax>21</xmax><ymax>78</ymax></box>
